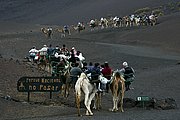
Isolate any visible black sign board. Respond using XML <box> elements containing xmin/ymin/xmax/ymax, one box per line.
<box><xmin>17</xmin><ymin>77</ymin><xmax>62</xmax><ymax>92</ymax></box>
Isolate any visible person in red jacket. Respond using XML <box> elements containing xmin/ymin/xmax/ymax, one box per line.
<box><xmin>102</xmin><ymin>61</ymin><xmax>112</xmax><ymax>79</ymax></box>
<box><xmin>101</xmin><ymin>61</ymin><xmax>112</xmax><ymax>92</ymax></box>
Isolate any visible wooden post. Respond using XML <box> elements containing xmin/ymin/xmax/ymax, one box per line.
<box><xmin>28</xmin><ymin>92</ymin><xmax>30</xmax><ymax>102</ymax></box>
<box><xmin>50</xmin><ymin>92</ymin><xmax>52</xmax><ymax>99</ymax></box>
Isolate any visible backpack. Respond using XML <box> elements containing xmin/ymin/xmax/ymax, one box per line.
<box><xmin>91</xmin><ymin>68</ymin><xmax>99</xmax><ymax>80</ymax></box>
<box><xmin>124</xmin><ymin>67</ymin><xmax>135</xmax><ymax>81</ymax></box>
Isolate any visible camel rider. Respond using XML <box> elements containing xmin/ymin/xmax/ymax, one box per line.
<box><xmin>149</xmin><ymin>13</ymin><xmax>155</xmax><ymax>20</ymax></box>
<box><xmin>53</xmin><ymin>46</ymin><xmax>60</xmax><ymax>55</ymax></box>
<box><xmin>86</xmin><ymin>63</ymin><xmax>102</xmax><ymax>91</ymax></box>
<box><xmin>119</xmin><ymin>61</ymin><xmax>135</xmax><ymax>91</ymax></box>
<box><xmin>90</xmin><ymin>19</ymin><xmax>95</xmax><ymax>27</ymax></box>
<box><xmin>100</xmin><ymin>17</ymin><xmax>104</xmax><ymax>23</ymax></box>
<box><xmin>70</xmin><ymin>63</ymin><xmax>82</xmax><ymax>88</ymax></box>
<box><xmin>47</xmin><ymin>27</ymin><xmax>52</xmax><ymax>31</ymax></box>
<box><xmin>29</xmin><ymin>46</ymin><xmax>38</xmax><ymax>61</ymax></box>
<box><xmin>101</xmin><ymin>61</ymin><xmax>112</xmax><ymax>92</ymax></box>
<box><xmin>64</xmin><ymin>25</ymin><xmax>68</xmax><ymax>31</ymax></box>
<box><xmin>39</xmin><ymin>45</ymin><xmax>48</xmax><ymax>61</ymax></box>
<box><xmin>76</xmin><ymin>51</ymin><xmax>85</xmax><ymax>61</ymax></box>
<box><xmin>77</xmin><ymin>22</ymin><xmax>82</xmax><ymax>27</ymax></box>
<box><xmin>130</xmin><ymin>14</ymin><xmax>135</xmax><ymax>21</ymax></box>
<box><xmin>49</xmin><ymin>46</ymin><xmax>60</xmax><ymax>62</ymax></box>
<box><xmin>60</xmin><ymin>44</ymin><xmax>69</xmax><ymax>56</ymax></box>
<box><xmin>47</xmin><ymin>44</ymin><xmax>54</xmax><ymax>57</ymax></box>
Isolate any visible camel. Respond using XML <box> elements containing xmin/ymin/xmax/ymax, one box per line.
<box><xmin>113</xmin><ymin>17</ymin><xmax>122</xmax><ymax>28</ymax></box>
<box><xmin>40</xmin><ymin>27</ymin><xmax>52</xmax><ymax>38</ymax></box>
<box><xmin>74</xmin><ymin>23</ymin><xmax>85</xmax><ymax>33</ymax></box>
<box><xmin>75</xmin><ymin>72</ymin><xmax>98</xmax><ymax>116</ymax></box>
<box><xmin>99</xmin><ymin>18</ymin><xmax>108</xmax><ymax>29</ymax></box>
<box><xmin>56</xmin><ymin>27</ymin><xmax>71</xmax><ymax>38</ymax></box>
<box><xmin>123</xmin><ymin>16</ymin><xmax>131</xmax><ymax>27</ymax></box>
<box><xmin>60</xmin><ymin>61</ymin><xmax>72</xmax><ymax>98</ymax></box>
<box><xmin>37</xmin><ymin>55</ymin><xmax>51</xmax><ymax>73</ymax></box>
<box><xmin>149</xmin><ymin>15</ymin><xmax>157</xmax><ymax>26</ymax></box>
<box><xmin>89</xmin><ymin>19</ymin><xmax>99</xmax><ymax>31</ymax></box>
<box><xmin>93</xmin><ymin>74</ymin><xmax>111</xmax><ymax>110</ymax></box>
<box><xmin>134</xmin><ymin>16</ymin><xmax>141</xmax><ymax>26</ymax></box>
<box><xmin>110</xmin><ymin>71</ymin><xmax>125</xmax><ymax>112</ymax></box>
<box><xmin>50</xmin><ymin>57</ymin><xmax>72</xmax><ymax>98</ymax></box>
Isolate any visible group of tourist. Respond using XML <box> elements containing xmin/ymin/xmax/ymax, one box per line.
<box><xmin>28</xmin><ymin>44</ymin><xmax>135</xmax><ymax>92</ymax></box>
<box><xmin>28</xmin><ymin>44</ymin><xmax>84</xmax><ymax>63</ymax></box>
<box><xmin>70</xmin><ymin>60</ymin><xmax>135</xmax><ymax>92</ymax></box>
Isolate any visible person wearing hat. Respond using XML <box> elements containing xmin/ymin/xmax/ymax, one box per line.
<box><xmin>38</xmin><ymin>45</ymin><xmax>48</xmax><ymax>62</ymax></box>
<box><xmin>120</xmin><ymin>61</ymin><xmax>135</xmax><ymax>91</ymax></box>
<box><xmin>39</xmin><ymin>45</ymin><xmax>48</xmax><ymax>56</ymax></box>
<box><xmin>69</xmin><ymin>47</ymin><xmax>77</xmax><ymax>63</ymax></box>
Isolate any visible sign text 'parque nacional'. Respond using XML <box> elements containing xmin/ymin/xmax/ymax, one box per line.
<box><xmin>17</xmin><ymin>77</ymin><xmax>63</xmax><ymax>92</ymax></box>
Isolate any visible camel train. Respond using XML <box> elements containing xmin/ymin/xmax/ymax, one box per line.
<box><xmin>40</xmin><ymin>13</ymin><xmax>157</xmax><ymax>38</ymax></box>
<box><xmin>29</xmin><ymin>45</ymin><xmax>127</xmax><ymax>116</ymax></box>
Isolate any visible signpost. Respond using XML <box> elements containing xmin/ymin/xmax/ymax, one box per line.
<box><xmin>17</xmin><ymin>76</ymin><xmax>63</xmax><ymax>101</ymax></box>
<box><xmin>137</xmin><ymin>96</ymin><xmax>150</xmax><ymax>109</ymax></box>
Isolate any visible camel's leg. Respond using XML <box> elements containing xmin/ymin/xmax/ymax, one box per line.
<box><xmin>64</xmin><ymin>83</ymin><xmax>68</xmax><ymax>98</ymax></box>
<box><xmin>112</xmin><ymin>95</ymin><xmax>116</xmax><ymax>111</ymax></box>
<box><xmin>113</xmin><ymin>81</ymin><xmax>118</xmax><ymax>111</ymax></box>
<box><xmin>84</xmin><ymin>92</ymin><xmax>89</xmax><ymax>115</ymax></box>
<box><xmin>47</xmin><ymin>63</ymin><xmax>50</xmax><ymax>73</ymax></box>
<box><xmin>115</xmin><ymin>96</ymin><xmax>119</xmax><ymax>111</ymax></box>
<box><xmin>86</xmin><ymin>92</ymin><xmax>96</xmax><ymax>115</ymax></box>
<box><xmin>84</xmin><ymin>92</ymin><xmax>89</xmax><ymax>107</ymax></box>
<box><xmin>84</xmin><ymin>92</ymin><xmax>93</xmax><ymax>115</ymax></box>
<box><xmin>99</xmin><ymin>92</ymin><xmax>102</xmax><ymax>109</ymax></box>
<box><xmin>97</xmin><ymin>93</ymin><xmax>100</xmax><ymax>110</ymax></box>
<box><xmin>96</xmin><ymin>92</ymin><xmax>102</xmax><ymax>110</ymax></box>
<box><xmin>119</xmin><ymin>91</ymin><xmax>124</xmax><ymax>112</ymax></box>
<box><xmin>119</xmin><ymin>82</ymin><xmax>125</xmax><ymax>112</ymax></box>
<box><xmin>61</xmin><ymin>33</ymin><xmax>65</xmax><ymax>38</ymax></box>
<box><xmin>93</xmin><ymin>93</ymin><xmax>97</xmax><ymax>110</ymax></box>
<box><xmin>64</xmin><ymin>82</ymin><xmax>70</xmax><ymax>98</ymax></box>
<box><xmin>76</xmin><ymin>92</ymin><xmax>81</xmax><ymax>116</ymax></box>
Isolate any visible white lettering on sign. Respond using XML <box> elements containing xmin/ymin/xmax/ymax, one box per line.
<box><xmin>137</xmin><ymin>97</ymin><xmax>142</xmax><ymax>101</ymax></box>
<box><xmin>39</xmin><ymin>85</ymin><xmax>59</xmax><ymax>91</ymax></box>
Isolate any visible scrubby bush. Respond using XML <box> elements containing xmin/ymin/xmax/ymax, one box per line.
<box><xmin>152</xmin><ymin>9</ymin><xmax>164</xmax><ymax>16</ymax></box>
<box><xmin>134</xmin><ymin>7</ymin><xmax>151</xmax><ymax>15</ymax></box>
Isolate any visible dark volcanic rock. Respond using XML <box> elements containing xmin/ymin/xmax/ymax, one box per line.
<box><xmin>154</xmin><ymin>98</ymin><xmax>177</xmax><ymax>110</ymax></box>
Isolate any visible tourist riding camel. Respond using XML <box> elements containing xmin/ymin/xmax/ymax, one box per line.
<box><xmin>41</xmin><ymin>27</ymin><xmax>53</xmax><ymax>38</ymax></box>
<box><xmin>76</xmin><ymin>22</ymin><xmax>85</xmax><ymax>33</ymax></box>
<box><xmin>86</xmin><ymin>63</ymin><xmax>102</xmax><ymax>91</ymax></box>
<box><xmin>39</xmin><ymin>45</ymin><xmax>48</xmax><ymax>60</ymax></box>
<box><xmin>113</xmin><ymin>16</ymin><xmax>121</xmax><ymax>27</ymax></box>
<box><xmin>29</xmin><ymin>46</ymin><xmax>39</xmax><ymax>62</ymax></box>
<box><xmin>70</xmin><ymin>63</ymin><xmax>83</xmax><ymax>88</ymax></box>
<box><xmin>101</xmin><ymin>61</ymin><xmax>112</xmax><ymax>92</ymax></box>
<box><xmin>119</xmin><ymin>61</ymin><xmax>135</xmax><ymax>91</ymax></box>
<box><xmin>60</xmin><ymin>44</ymin><xmax>70</xmax><ymax>56</ymax></box>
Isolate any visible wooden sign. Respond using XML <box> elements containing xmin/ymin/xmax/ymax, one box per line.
<box><xmin>17</xmin><ymin>76</ymin><xmax>62</xmax><ymax>92</ymax></box>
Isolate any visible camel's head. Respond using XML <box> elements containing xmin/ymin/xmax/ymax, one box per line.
<box><xmin>80</xmin><ymin>73</ymin><xmax>87</xmax><ymax>78</ymax></box>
